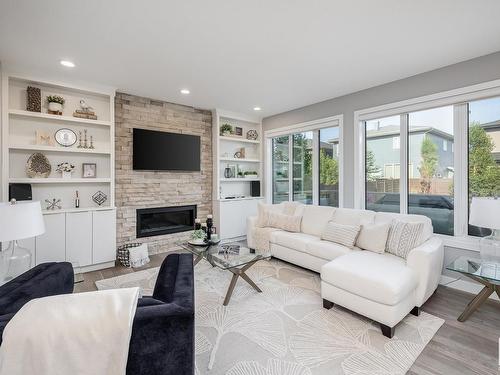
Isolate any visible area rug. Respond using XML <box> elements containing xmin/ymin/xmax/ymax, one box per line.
<box><xmin>96</xmin><ymin>258</ymin><xmax>444</xmax><ymax>375</ymax></box>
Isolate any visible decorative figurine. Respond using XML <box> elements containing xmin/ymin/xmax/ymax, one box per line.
<box><xmin>79</xmin><ymin>99</ymin><xmax>94</xmax><ymax>113</ymax></box>
<box><xmin>92</xmin><ymin>191</ymin><xmax>107</xmax><ymax>206</ymax></box>
<box><xmin>77</xmin><ymin>131</ymin><xmax>83</xmax><ymax>148</ymax></box>
<box><xmin>45</xmin><ymin>198</ymin><xmax>62</xmax><ymax>210</ymax></box>
<box><xmin>83</xmin><ymin>129</ymin><xmax>88</xmax><ymax>149</ymax></box>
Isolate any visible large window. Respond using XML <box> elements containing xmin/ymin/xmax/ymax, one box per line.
<box><xmin>358</xmin><ymin>86</ymin><xmax>500</xmax><ymax>242</ymax></box>
<box><xmin>270</xmin><ymin>118</ymin><xmax>342</xmax><ymax>206</ymax></box>
<box><xmin>468</xmin><ymin>97</ymin><xmax>500</xmax><ymax>237</ymax></box>
<box><xmin>272</xmin><ymin>136</ymin><xmax>290</xmax><ymax>204</ymax></box>
<box><xmin>408</xmin><ymin>106</ymin><xmax>454</xmax><ymax>236</ymax></box>
<box><xmin>293</xmin><ymin>132</ymin><xmax>313</xmax><ymax>203</ymax></box>
<box><xmin>365</xmin><ymin>116</ymin><xmax>401</xmax><ymax>213</ymax></box>
<box><xmin>319</xmin><ymin>127</ymin><xmax>340</xmax><ymax>206</ymax></box>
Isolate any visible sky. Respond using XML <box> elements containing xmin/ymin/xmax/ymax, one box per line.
<box><xmin>366</xmin><ymin>96</ymin><xmax>500</xmax><ymax>136</ymax></box>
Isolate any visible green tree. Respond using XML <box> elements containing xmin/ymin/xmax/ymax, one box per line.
<box><xmin>469</xmin><ymin>123</ymin><xmax>500</xmax><ymax>197</ymax></box>
<box><xmin>419</xmin><ymin>135</ymin><xmax>438</xmax><ymax>194</ymax></box>
<box><xmin>365</xmin><ymin>149</ymin><xmax>381</xmax><ymax>181</ymax></box>
<box><xmin>319</xmin><ymin>149</ymin><xmax>338</xmax><ymax>185</ymax></box>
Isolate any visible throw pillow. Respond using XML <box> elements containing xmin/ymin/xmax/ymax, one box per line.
<box><xmin>268</xmin><ymin>211</ymin><xmax>302</xmax><ymax>232</ymax></box>
<box><xmin>321</xmin><ymin>222</ymin><xmax>361</xmax><ymax>248</ymax></box>
<box><xmin>386</xmin><ymin>220</ymin><xmax>424</xmax><ymax>259</ymax></box>
<box><xmin>256</xmin><ymin>202</ymin><xmax>276</xmax><ymax>227</ymax></box>
<box><xmin>356</xmin><ymin>222</ymin><xmax>391</xmax><ymax>254</ymax></box>
<box><xmin>281</xmin><ymin>201</ymin><xmax>302</xmax><ymax>216</ymax></box>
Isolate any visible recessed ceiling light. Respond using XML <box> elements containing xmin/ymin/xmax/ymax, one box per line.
<box><xmin>180</xmin><ymin>89</ymin><xmax>190</xmax><ymax>95</ymax></box>
<box><xmin>60</xmin><ymin>60</ymin><xmax>75</xmax><ymax>68</ymax></box>
<box><xmin>253</xmin><ymin>107</ymin><xmax>261</xmax><ymax>111</ymax></box>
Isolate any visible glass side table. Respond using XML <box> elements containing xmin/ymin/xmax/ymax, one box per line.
<box><xmin>446</xmin><ymin>256</ymin><xmax>500</xmax><ymax>322</ymax></box>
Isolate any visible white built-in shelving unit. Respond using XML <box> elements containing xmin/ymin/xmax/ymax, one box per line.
<box><xmin>1</xmin><ymin>74</ymin><xmax>116</xmax><ymax>272</ymax></box>
<box><xmin>212</xmin><ymin>109</ymin><xmax>264</xmax><ymax>239</ymax></box>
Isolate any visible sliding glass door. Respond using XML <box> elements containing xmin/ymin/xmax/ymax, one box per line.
<box><xmin>272</xmin><ymin>136</ymin><xmax>290</xmax><ymax>203</ymax></box>
<box><xmin>293</xmin><ymin>132</ymin><xmax>313</xmax><ymax>203</ymax></box>
<box><xmin>319</xmin><ymin>127</ymin><xmax>340</xmax><ymax>206</ymax></box>
<box><xmin>270</xmin><ymin>120</ymin><xmax>341</xmax><ymax>206</ymax></box>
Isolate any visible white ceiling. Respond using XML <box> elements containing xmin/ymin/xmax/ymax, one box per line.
<box><xmin>1</xmin><ymin>0</ymin><xmax>500</xmax><ymax>118</ymax></box>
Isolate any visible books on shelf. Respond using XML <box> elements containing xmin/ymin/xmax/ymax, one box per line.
<box><xmin>73</xmin><ymin>110</ymin><xmax>98</xmax><ymax>120</ymax></box>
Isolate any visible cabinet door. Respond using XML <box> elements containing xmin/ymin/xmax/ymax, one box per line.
<box><xmin>92</xmin><ymin>210</ymin><xmax>116</xmax><ymax>264</ymax></box>
<box><xmin>35</xmin><ymin>213</ymin><xmax>66</xmax><ymax>265</ymax></box>
<box><xmin>66</xmin><ymin>211</ymin><xmax>92</xmax><ymax>267</ymax></box>
<box><xmin>219</xmin><ymin>199</ymin><xmax>261</xmax><ymax>239</ymax></box>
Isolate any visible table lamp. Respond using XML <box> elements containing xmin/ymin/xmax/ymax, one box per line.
<box><xmin>0</xmin><ymin>200</ymin><xmax>45</xmax><ymax>283</ymax></box>
<box><xmin>469</xmin><ymin>197</ymin><xmax>500</xmax><ymax>261</ymax></box>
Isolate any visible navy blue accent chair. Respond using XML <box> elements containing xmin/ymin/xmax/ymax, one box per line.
<box><xmin>127</xmin><ymin>253</ymin><xmax>195</xmax><ymax>375</ymax></box>
<box><xmin>0</xmin><ymin>262</ymin><xmax>75</xmax><ymax>344</ymax></box>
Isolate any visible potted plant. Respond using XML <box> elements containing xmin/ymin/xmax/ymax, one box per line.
<box><xmin>47</xmin><ymin>95</ymin><xmax>65</xmax><ymax>114</ymax></box>
<box><xmin>244</xmin><ymin>171</ymin><xmax>258</xmax><ymax>179</ymax></box>
<box><xmin>220</xmin><ymin>123</ymin><xmax>233</xmax><ymax>137</ymax></box>
<box><xmin>56</xmin><ymin>162</ymin><xmax>75</xmax><ymax>179</ymax></box>
<box><xmin>237</xmin><ymin>171</ymin><xmax>244</xmax><ymax>178</ymax></box>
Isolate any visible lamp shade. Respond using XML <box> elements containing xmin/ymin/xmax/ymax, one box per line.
<box><xmin>0</xmin><ymin>201</ymin><xmax>45</xmax><ymax>242</ymax></box>
<box><xmin>469</xmin><ymin>197</ymin><xmax>500</xmax><ymax>230</ymax></box>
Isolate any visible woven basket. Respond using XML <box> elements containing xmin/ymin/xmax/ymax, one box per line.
<box><xmin>117</xmin><ymin>243</ymin><xmax>143</xmax><ymax>268</ymax></box>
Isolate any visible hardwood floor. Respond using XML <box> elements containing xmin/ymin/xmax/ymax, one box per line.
<box><xmin>78</xmin><ymin>253</ymin><xmax>500</xmax><ymax>374</ymax></box>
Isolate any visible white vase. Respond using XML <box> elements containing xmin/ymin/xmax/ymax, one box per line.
<box><xmin>62</xmin><ymin>171</ymin><xmax>72</xmax><ymax>179</ymax></box>
<box><xmin>48</xmin><ymin>102</ymin><xmax>63</xmax><ymax>112</ymax></box>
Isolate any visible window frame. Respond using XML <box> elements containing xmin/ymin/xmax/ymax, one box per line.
<box><xmin>265</xmin><ymin>115</ymin><xmax>344</xmax><ymax>207</ymax></box>
<box><xmin>354</xmin><ymin>78</ymin><xmax>500</xmax><ymax>251</ymax></box>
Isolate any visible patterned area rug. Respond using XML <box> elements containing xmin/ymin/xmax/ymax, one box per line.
<box><xmin>96</xmin><ymin>258</ymin><xmax>444</xmax><ymax>375</ymax></box>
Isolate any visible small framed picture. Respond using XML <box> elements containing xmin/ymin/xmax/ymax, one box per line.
<box><xmin>82</xmin><ymin>163</ymin><xmax>97</xmax><ymax>178</ymax></box>
<box><xmin>235</xmin><ymin>127</ymin><xmax>243</xmax><ymax>136</ymax></box>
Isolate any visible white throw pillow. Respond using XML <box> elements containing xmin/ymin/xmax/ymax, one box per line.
<box><xmin>321</xmin><ymin>222</ymin><xmax>360</xmax><ymax>248</ymax></box>
<box><xmin>386</xmin><ymin>220</ymin><xmax>424</xmax><ymax>259</ymax></box>
<box><xmin>256</xmin><ymin>202</ymin><xmax>273</xmax><ymax>227</ymax></box>
<box><xmin>268</xmin><ymin>211</ymin><xmax>302</xmax><ymax>232</ymax></box>
<box><xmin>281</xmin><ymin>201</ymin><xmax>302</xmax><ymax>216</ymax></box>
<box><xmin>356</xmin><ymin>222</ymin><xmax>391</xmax><ymax>254</ymax></box>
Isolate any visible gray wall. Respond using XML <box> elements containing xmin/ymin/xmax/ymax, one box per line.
<box><xmin>263</xmin><ymin>51</ymin><xmax>500</xmax><ymax>208</ymax></box>
<box><xmin>263</xmin><ymin>51</ymin><xmax>500</xmax><ymax>275</ymax></box>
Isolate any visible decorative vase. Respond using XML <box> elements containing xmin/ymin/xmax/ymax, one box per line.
<box><xmin>62</xmin><ymin>171</ymin><xmax>72</xmax><ymax>179</ymax></box>
<box><xmin>222</xmin><ymin>131</ymin><xmax>231</xmax><ymax>137</ymax></box>
<box><xmin>48</xmin><ymin>102</ymin><xmax>63</xmax><ymax>112</ymax></box>
<box><xmin>224</xmin><ymin>167</ymin><xmax>233</xmax><ymax>179</ymax></box>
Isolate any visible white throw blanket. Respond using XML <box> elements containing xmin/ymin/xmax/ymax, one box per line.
<box><xmin>0</xmin><ymin>287</ymin><xmax>139</xmax><ymax>375</ymax></box>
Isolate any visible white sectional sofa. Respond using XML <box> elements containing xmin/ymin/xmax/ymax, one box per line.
<box><xmin>247</xmin><ymin>204</ymin><xmax>444</xmax><ymax>338</ymax></box>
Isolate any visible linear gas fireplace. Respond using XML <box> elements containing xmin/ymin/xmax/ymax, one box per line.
<box><xmin>136</xmin><ymin>205</ymin><xmax>196</xmax><ymax>238</ymax></box>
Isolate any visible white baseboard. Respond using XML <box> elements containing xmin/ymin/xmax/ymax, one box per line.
<box><xmin>76</xmin><ymin>261</ymin><xmax>115</xmax><ymax>274</ymax></box>
<box><xmin>439</xmin><ymin>275</ymin><xmax>499</xmax><ymax>301</ymax></box>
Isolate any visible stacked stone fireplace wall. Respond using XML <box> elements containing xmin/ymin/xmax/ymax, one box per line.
<box><xmin>115</xmin><ymin>92</ymin><xmax>212</xmax><ymax>254</ymax></box>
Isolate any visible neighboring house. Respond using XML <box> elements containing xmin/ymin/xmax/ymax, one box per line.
<box><xmin>365</xmin><ymin>124</ymin><xmax>454</xmax><ymax>179</ymax></box>
<box><xmin>481</xmin><ymin>119</ymin><xmax>500</xmax><ymax>163</ymax></box>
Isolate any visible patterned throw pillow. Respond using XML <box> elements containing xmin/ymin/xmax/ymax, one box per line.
<box><xmin>386</xmin><ymin>221</ymin><xmax>424</xmax><ymax>259</ymax></box>
<box><xmin>268</xmin><ymin>211</ymin><xmax>302</xmax><ymax>232</ymax></box>
<box><xmin>321</xmin><ymin>222</ymin><xmax>361</xmax><ymax>248</ymax></box>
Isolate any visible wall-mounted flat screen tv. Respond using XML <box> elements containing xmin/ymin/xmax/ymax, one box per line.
<box><xmin>133</xmin><ymin>128</ymin><xmax>200</xmax><ymax>171</ymax></box>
